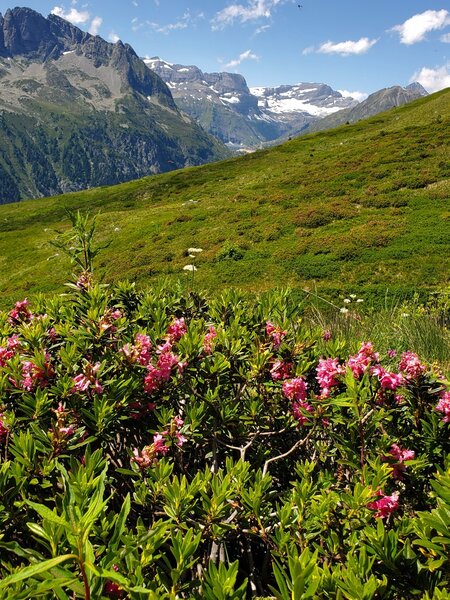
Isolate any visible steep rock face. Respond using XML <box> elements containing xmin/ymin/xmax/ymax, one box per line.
<box><xmin>0</xmin><ymin>8</ymin><xmax>229</xmax><ymax>204</ymax></box>
<box><xmin>146</xmin><ymin>57</ymin><xmax>358</xmax><ymax>151</ymax></box>
<box><xmin>1</xmin><ymin>7</ymin><xmax>55</xmax><ymax>58</ymax></box>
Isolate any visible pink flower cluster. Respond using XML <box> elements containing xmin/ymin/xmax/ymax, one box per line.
<box><xmin>104</xmin><ymin>581</ymin><xmax>122</xmax><ymax>599</ymax></box>
<box><xmin>104</xmin><ymin>565</ymin><xmax>121</xmax><ymax>599</ymax></box>
<box><xmin>322</xmin><ymin>329</ymin><xmax>332</xmax><ymax>342</ymax></box>
<box><xmin>142</xmin><ymin>319</ymin><xmax>188</xmax><ymax>393</ymax></box>
<box><xmin>314</xmin><ymin>342</ymin><xmax>407</xmax><ymax>400</ymax></box>
<box><xmin>1</xmin><ymin>335</ymin><xmax>55</xmax><ymax>391</ymax></box>
<box><xmin>266</xmin><ymin>321</ymin><xmax>287</xmax><ymax>349</ymax></box>
<box><xmin>8</xmin><ymin>299</ymin><xmax>33</xmax><ymax>325</ymax></box>
<box><xmin>0</xmin><ymin>414</ymin><xmax>9</xmax><ymax>441</ymax></box>
<box><xmin>72</xmin><ymin>362</ymin><xmax>103</xmax><ymax>394</ymax></box>
<box><xmin>75</xmin><ymin>271</ymin><xmax>93</xmax><ymax>291</ymax></box>
<box><xmin>367</xmin><ymin>490</ymin><xmax>399</xmax><ymax>518</ymax></box>
<box><xmin>53</xmin><ymin>403</ymin><xmax>75</xmax><ymax>438</ymax></box>
<box><xmin>20</xmin><ymin>353</ymin><xmax>54</xmax><ymax>391</ymax></box>
<box><xmin>167</xmin><ymin>317</ymin><xmax>187</xmax><ymax>342</ymax></box>
<box><xmin>271</xmin><ymin>360</ymin><xmax>292</xmax><ymax>381</ymax></box>
<box><xmin>144</xmin><ymin>342</ymin><xmax>185</xmax><ymax>394</ymax></box>
<box><xmin>371</xmin><ymin>366</ymin><xmax>404</xmax><ymax>391</ymax></box>
<box><xmin>99</xmin><ymin>308</ymin><xmax>122</xmax><ymax>334</ymax></box>
<box><xmin>282</xmin><ymin>377</ymin><xmax>312</xmax><ymax>425</ymax></box>
<box><xmin>0</xmin><ymin>335</ymin><xmax>20</xmax><ymax>367</ymax></box>
<box><xmin>316</xmin><ymin>357</ymin><xmax>345</xmax><ymax>397</ymax></box>
<box><xmin>203</xmin><ymin>325</ymin><xmax>217</xmax><ymax>355</ymax></box>
<box><xmin>383</xmin><ymin>443</ymin><xmax>415</xmax><ymax>479</ymax></box>
<box><xmin>348</xmin><ymin>342</ymin><xmax>379</xmax><ymax>378</ymax></box>
<box><xmin>121</xmin><ymin>333</ymin><xmax>152</xmax><ymax>366</ymax></box>
<box><xmin>436</xmin><ymin>391</ymin><xmax>450</xmax><ymax>423</ymax></box>
<box><xmin>132</xmin><ymin>417</ymin><xmax>186</xmax><ymax>469</ymax></box>
<box><xmin>121</xmin><ymin>320</ymin><xmax>187</xmax><ymax>397</ymax></box>
<box><xmin>282</xmin><ymin>377</ymin><xmax>308</xmax><ymax>402</ymax></box>
<box><xmin>399</xmin><ymin>351</ymin><xmax>426</xmax><ymax>379</ymax></box>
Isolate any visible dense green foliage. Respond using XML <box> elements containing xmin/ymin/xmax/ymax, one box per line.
<box><xmin>0</xmin><ymin>89</ymin><xmax>448</xmax><ymax>307</ymax></box>
<box><xmin>1</xmin><ymin>209</ymin><xmax>450</xmax><ymax>597</ymax></box>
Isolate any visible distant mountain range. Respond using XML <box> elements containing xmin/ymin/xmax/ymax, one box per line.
<box><xmin>145</xmin><ymin>57</ymin><xmax>428</xmax><ymax>150</ymax></box>
<box><xmin>0</xmin><ymin>8</ymin><xmax>229</xmax><ymax>204</ymax></box>
<box><xmin>145</xmin><ymin>57</ymin><xmax>357</xmax><ymax>151</ymax></box>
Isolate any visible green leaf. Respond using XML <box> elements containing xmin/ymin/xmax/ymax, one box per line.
<box><xmin>110</xmin><ymin>494</ymin><xmax>130</xmax><ymax>548</ymax></box>
<box><xmin>0</xmin><ymin>554</ymin><xmax>76</xmax><ymax>590</ymax></box>
<box><xmin>26</xmin><ymin>500</ymin><xmax>68</xmax><ymax>527</ymax></box>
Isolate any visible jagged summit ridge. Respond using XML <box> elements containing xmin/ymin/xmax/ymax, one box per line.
<box><xmin>0</xmin><ymin>8</ymin><xmax>173</xmax><ymax>105</ymax></box>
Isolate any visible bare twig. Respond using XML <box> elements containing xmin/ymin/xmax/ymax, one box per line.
<box><xmin>216</xmin><ymin>427</ymin><xmax>291</xmax><ymax>461</ymax></box>
<box><xmin>244</xmin><ymin>538</ymin><xmax>263</xmax><ymax>597</ymax></box>
<box><xmin>262</xmin><ymin>429</ymin><xmax>314</xmax><ymax>477</ymax></box>
<box><xmin>216</xmin><ymin>433</ymin><xmax>259</xmax><ymax>461</ymax></box>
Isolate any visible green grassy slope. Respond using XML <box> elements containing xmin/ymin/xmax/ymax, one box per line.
<box><xmin>0</xmin><ymin>88</ymin><xmax>449</xmax><ymax>306</ymax></box>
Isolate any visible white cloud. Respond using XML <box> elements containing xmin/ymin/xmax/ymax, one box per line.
<box><xmin>108</xmin><ymin>31</ymin><xmax>120</xmax><ymax>43</ymax></box>
<box><xmin>303</xmin><ymin>37</ymin><xmax>377</xmax><ymax>56</ymax></box>
<box><xmin>253</xmin><ymin>24</ymin><xmax>271</xmax><ymax>36</ymax></box>
<box><xmin>391</xmin><ymin>10</ymin><xmax>450</xmax><ymax>45</ymax></box>
<box><xmin>410</xmin><ymin>63</ymin><xmax>450</xmax><ymax>93</ymax></box>
<box><xmin>338</xmin><ymin>89</ymin><xmax>368</xmax><ymax>102</ymax></box>
<box><xmin>441</xmin><ymin>32</ymin><xmax>450</xmax><ymax>43</ymax></box>
<box><xmin>51</xmin><ymin>6</ymin><xmax>90</xmax><ymax>25</ymax></box>
<box><xmin>212</xmin><ymin>0</ymin><xmax>285</xmax><ymax>30</ymax></box>
<box><xmin>143</xmin><ymin>9</ymin><xmax>203</xmax><ymax>35</ymax></box>
<box><xmin>224</xmin><ymin>49</ymin><xmax>259</xmax><ymax>69</ymax></box>
<box><xmin>88</xmin><ymin>16</ymin><xmax>102</xmax><ymax>36</ymax></box>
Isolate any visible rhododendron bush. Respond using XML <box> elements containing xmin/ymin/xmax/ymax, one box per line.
<box><xmin>0</xmin><ymin>217</ymin><xmax>449</xmax><ymax>599</ymax></box>
<box><xmin>0</xmin><ymin>281</ymin><xmax>449</xmax><ymax>599</ymax></box>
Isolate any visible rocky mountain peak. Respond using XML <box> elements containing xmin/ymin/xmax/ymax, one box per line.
<box><xmin>0</xmin><ymin>7</ymin><xmax>57</xmax><ymax>59</ymax></box>
<box><xmin>405</xmin><ymin>82</ymin><xmax>428</xmax><ymax>96</ymax></box>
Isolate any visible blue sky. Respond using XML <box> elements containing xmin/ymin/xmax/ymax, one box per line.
<box><xmin>2</xmin><ymin>1</ymin><xmax>450</xmax><ymax>97</ymax></box>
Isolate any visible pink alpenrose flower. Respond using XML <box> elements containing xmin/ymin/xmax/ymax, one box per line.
<box><xmin>367</xmin><ymin>490</ymin><xmax>399</xmax><ymax>518</ymax></box>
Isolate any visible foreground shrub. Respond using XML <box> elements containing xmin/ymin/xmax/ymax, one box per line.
<box><xmin>0</xmin><ymin>278</ymin><xmax>449</xmax><ymax>599</ymax></box>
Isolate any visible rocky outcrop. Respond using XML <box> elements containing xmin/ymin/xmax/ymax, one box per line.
<box><xmin>1</xmin><ymin>7</ymin><xmax>57</xmax><ymax>59</ymax></box>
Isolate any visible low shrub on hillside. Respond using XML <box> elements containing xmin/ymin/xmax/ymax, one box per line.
<box><xmin>0</xmin><ymin>215</ymin><xmax>449</xmax><ymax>599</ymax></box>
